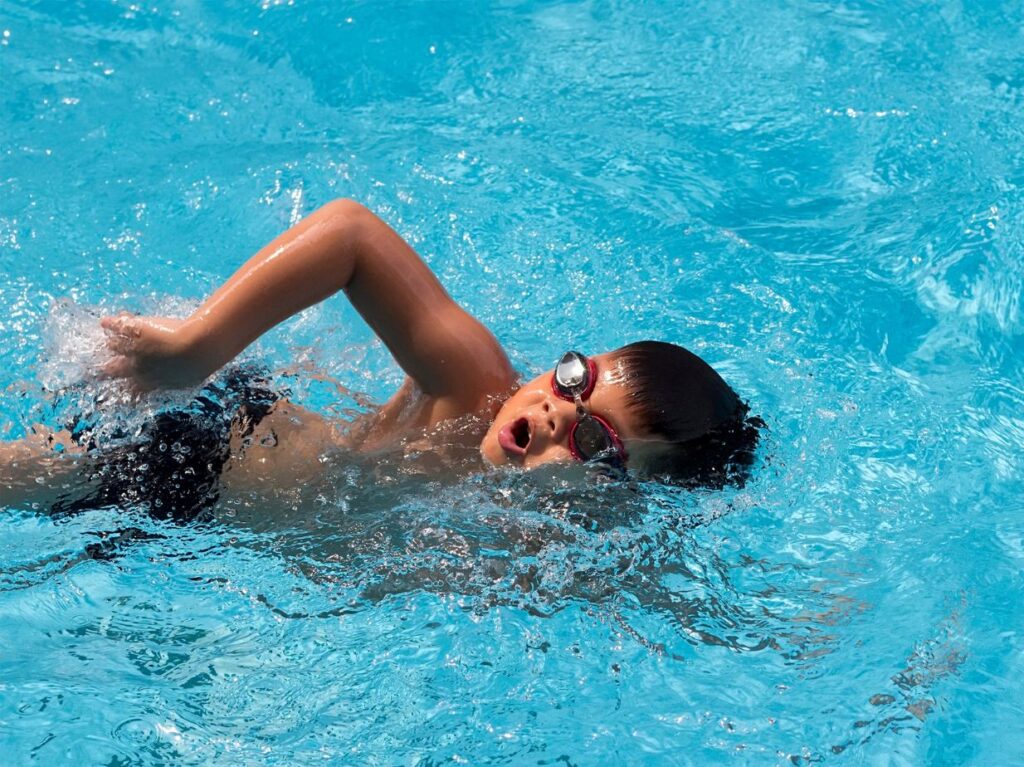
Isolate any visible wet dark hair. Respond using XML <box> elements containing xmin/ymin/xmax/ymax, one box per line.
<box><xmin>612</xmin><ymin>340</ymin><xmax>761</xmax><ymax>487</ymax></box>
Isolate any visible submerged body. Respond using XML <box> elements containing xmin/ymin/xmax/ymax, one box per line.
<box><xmin>220</xmin><ymin>382</ymin><xmax>499</xmax><ymax>496</ymax></box>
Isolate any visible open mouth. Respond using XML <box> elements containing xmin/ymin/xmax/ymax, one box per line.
<box><xmin>497</xmin><ymin>417</ymin><xmax>532</xmax><ymax>458</ymax></box>
<box><xmin>512</xmin><ymin>417</ymin><xmax>531</xmax><ymax>449</ymax></box>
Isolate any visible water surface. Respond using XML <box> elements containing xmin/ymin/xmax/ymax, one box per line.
<box><xmin>2</xmin><ymin>0</ymin><xmax>1023</xmax><ymax>764</ymax></box>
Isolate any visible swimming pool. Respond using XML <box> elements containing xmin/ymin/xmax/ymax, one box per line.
<box><xmin>2</xmin><ymin>0</ymin><xmax>1023</xmax><ymax>763</ymax></box>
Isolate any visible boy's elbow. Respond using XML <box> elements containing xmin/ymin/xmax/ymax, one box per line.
<box><xmin>312</xmin><ymin>198</ymin><xmax>376</xmax><ymax>282</ymax></box>
<box><xmin>319</xmin><ymin>198</ymin><xmax>373</xmax><ymax>228</ymax></box>
<box><xmin>310</xmin><ymin>197</ymin><xmax>373</xmax><ymax>248</ymax></box>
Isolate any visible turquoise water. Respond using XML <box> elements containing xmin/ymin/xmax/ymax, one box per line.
<box><xmin>2</xmin><ymin>0</ymin><xmax>1023</xmax><ymax>763</ymax></box>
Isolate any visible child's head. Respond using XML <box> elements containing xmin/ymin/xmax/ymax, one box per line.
<box><xmin>607</xmin><ymin>340</ymin><xmax>760</xmax><ymax>485</ymax></box>
<box><xmin>480</xmin><ymin>340</ymin><xmax>759</xmax><ymax>486</ymax></box>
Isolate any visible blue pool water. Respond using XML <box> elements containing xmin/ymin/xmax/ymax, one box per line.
<box><xmin>2</xmin><ymin>0</ymin><xmax>1023</xmax><ymax>763</ymax></box>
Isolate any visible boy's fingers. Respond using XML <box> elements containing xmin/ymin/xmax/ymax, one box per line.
<box><xmin>100</xmin><ymin>313</ymin><xmax>128</xmax><ymax>331</ymax></box>
<box><xmin>105</xmin><ymin>334</ymin><xmax>131</xmax><ymax>354</ymax></box>
<box><xmin>100</xmin><ymin>313</ymin><xmax>141</xmax><ymax>337</ymax></box>
<box><xmin>106</xmin><ymin>332</ymin><xmax>143</xmax><ymax>355</ymax></box>
<box><xmin>99</xmin><ymin>357</ymin><xmax>133</xmax><ymax>380</ymax></box>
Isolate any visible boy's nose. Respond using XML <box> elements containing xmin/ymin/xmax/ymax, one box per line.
<box><xmin>531</xmin><ymin>398</ymin><xmax>571</xmax><ymax>445</ymax></box>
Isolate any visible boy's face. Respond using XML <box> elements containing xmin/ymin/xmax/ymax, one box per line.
<box><xmin>479</xmin><ymin>351</ymin><xmax>660</xmax><ymax>470</ymax></box>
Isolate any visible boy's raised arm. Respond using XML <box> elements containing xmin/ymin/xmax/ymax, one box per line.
<box><xmin>102</xmin><ymin>199</ymin><xmax>514</xmax><ymax>402</ymax></box>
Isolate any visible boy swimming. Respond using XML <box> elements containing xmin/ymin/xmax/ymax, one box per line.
<box><xmin>0</xmin><ymin>199</ymin><xmax>757</xmax><ymax>516</ymax></box>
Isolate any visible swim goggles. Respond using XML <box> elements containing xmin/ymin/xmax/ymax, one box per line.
<box><xmin>551</xmin><ymin>351</ymin><xmax>627</xmax><ymax>465</ymax></box>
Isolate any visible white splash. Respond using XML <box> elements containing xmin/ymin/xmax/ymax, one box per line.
<box><xmin>39</xmin><ymin>298</ymin><xmax>204</xmax><ymax>445</ymax></box>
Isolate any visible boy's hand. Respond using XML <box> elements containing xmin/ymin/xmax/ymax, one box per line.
<box><xmin>99</xmin><ymin>314</ymin><xmax>211</xmax><ymax>391</ymax></box>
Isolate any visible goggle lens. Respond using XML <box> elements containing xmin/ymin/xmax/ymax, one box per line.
<box><xmin>571</xmin><ymin>415</ymin><xmax>615</xmax><ymax>461</ymax></box>
<box><xmin>555</xmin><ymin>351</ymin><xmax>588</xmax><ymax>394</ymax></box>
